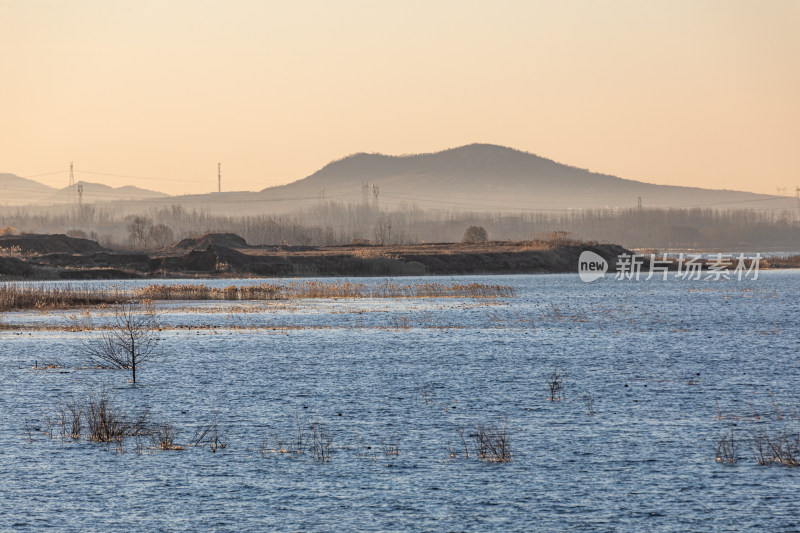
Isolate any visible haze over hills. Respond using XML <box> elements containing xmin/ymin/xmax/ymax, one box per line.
<box><xmin>0</xmin><ymin>173</ymin><xmax>167</xmax><ymax>206</ymax></box>
<box><xmin>2</xmin><ymin>145</ymin><xmax>795</xmax><ymax>214</ymax></box>
<box><xmin>254</xmin><ymin>144</ymin><xmax>793</xmax><ymax>212</ymax></box>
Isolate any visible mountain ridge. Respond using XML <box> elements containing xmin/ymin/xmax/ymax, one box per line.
<box><xmin>0</xmin><ymin>173</ymin><xmax>166</xmax><ymax>205</ymax></box>
<box><xmin>2</xmin><ymin>145</ymin><xmax>793</xmax><ymax>212</ymax></box>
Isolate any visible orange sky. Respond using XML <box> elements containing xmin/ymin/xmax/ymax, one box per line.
<box><xmin>1</xmin><ymin>0</ymin><xmax>798</xmax><ymax>196</ymax></box>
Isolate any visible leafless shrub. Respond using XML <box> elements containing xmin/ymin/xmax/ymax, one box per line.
<box><xmin>457</xmin><ymin>427</ymin><xmax>470</xmax><ymax>458</ymax></box>
<box><xmin>715</xmin><ymin>427</ymin><xmax>737</xmax><ymax>464</ymax></box>
<box><xmin>447</xmin><ymin>427</ymin><xmax>470</xmax><ymax>459</ymax></box>
<box><xmin>77</xmin><ymin>300</ymin><xmax>162</xmax><ymax>383</ymax></box>
<box><xmin>309</xmin><ymin>421</ymin><xmax>333</xmax><ymax>462</ymax></box>
<box><xmin>752</xmin><ymin>429</ymin><xmax>800</xmax><ymax>467</ymax></box>
<box><xmin>263</xmin><ymin>413</ymin><xmax>311</xmax><ymax>456</ymax></box>
<box><xmin>84</xmin><ymin>391</ymin><xmax>149</xmax><ymax>443</ymax></box>
<box><xmin>473</xmin><ymin>421</ymin><xmax>512</xmax><ymax>462</ymax></box>
<box><xmin>190</xmin><ymin>414</ymin><xmax>227</xmax><ymax>452</ymax></box>
<box><xmin>382</xmin><ymin>441</ymin><xmax>400</xmax><ymax>457</ymax></box>
<box><xmin>151</xmin><ymin>423</ymin><xmax>183</xmax><ymax>451</ymax></box>
<box><xmin>85</xmin><ymin>393</ymin><xmax>128</xmax><ymax>442</ymax></box>
<box><xmin>547</xmin><ymin>368</ymin><xmax>566</xmax><ymax>401</ymax></box>
<box><xmin>64</xmin><ymin>402</ymin><xmax>82</xmax><ymax>439</ymax></box>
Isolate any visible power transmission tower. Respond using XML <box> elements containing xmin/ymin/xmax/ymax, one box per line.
<box><xmin>796</xmin><ymin>186</ymin><xmax>800</xmax><ymax>209</ymax></box>
<box><xmin>218</xmin><ymin>162</ymin><xmax>221</xmax><ymax>193</ymax></box>
<box><xmin>372</xmin><ymin>184</ymin><xmax>379</xmax><ymax>208</ymax></box>
<box><xmin>77</xmin><ymin>183</ymin><xmax>83</xmax><ymax>206</ymax></box>
<box><xmin>69</xmin><ymin>162</ymin><xmax>75</xmax><ymax>188</ymax></box>
<box><xmin>637</xmin><ymin>196</ymin><xmax>642</xmax><ymax>209</ymax></box>
<box><xmin>317</xmin><ymin>187</ymin><xmax>326</xmax><ymax>204</ymax></box>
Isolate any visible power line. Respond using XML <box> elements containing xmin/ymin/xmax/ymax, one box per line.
<box><xmin>19</xmin><ymin>170</ymin><xmax>67</xmax><ymax>179</ymax></box>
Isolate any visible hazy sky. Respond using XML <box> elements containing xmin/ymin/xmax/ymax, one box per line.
<box><xmin>2</xmin><ymin>0</ymin><xmax>798</xmax><ymax>196</ymax></box>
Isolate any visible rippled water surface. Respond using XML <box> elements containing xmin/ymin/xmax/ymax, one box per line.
<box><xmin>1</xmin><ymin>273</ymin><xmax>799</xmax><ymax>531</ymax></box>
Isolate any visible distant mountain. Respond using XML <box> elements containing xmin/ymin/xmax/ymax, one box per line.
<box><xmin>253</xmin><ymin>144</ymin><xmax>792</xmax><ymax>211</ymax></box>
<box><xmin>52</xmin><ymin>181</ymin><xmax>168</xmax><ymax>203</ymax></box>
<box><xmin>3</xmin><ymin>145</ymin><xmax>794</xmax><ymax>213</ymax></box>
<box><xmin>0</xmin><ymin>174</ymin><xmax>166</xmax><ymax>206</ymax></box>
<box><xmin>0</xmin><ymin>173</ymin><xmax>58</xmax><ymax>205</ymax></box>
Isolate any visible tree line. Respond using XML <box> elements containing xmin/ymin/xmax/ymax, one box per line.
<box><xmin>1</xmin><ymin>202</ymin><xmax>798</xmax><ymax>251</ymax></box>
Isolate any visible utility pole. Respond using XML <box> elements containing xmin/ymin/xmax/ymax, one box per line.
<box><xmin>218</xmin><ymin>162</ymin><xmax>221</xmax><ymax>193</ymax></box>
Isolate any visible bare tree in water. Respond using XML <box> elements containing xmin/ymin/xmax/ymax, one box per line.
<box><xmin>79</xmin><ymin>300</ymin><xmax>162</xmax><ymax>384</ymax></box>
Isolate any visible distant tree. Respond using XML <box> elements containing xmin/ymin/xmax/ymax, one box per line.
<box><xmin>127</xmin><ymin>216</ymin><xmax>152</xmax><ymax>248</ymax></box>
<box><xmin>462</xmin><ymin>225</ymin><xmax>488</xmax><ymax>243</ymax></box>
<box><xmin>148</xmin><ymin>224</ymin><xmax>174</xmax><ymax>248</ymax></box>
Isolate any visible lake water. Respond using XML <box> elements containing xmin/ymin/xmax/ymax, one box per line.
<box><xmin>1</xmin><ymin>273</ymin><xmax>799</xmax><ymax>531</ymax></box>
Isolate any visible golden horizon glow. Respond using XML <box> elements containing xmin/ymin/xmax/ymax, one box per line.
<box><xmin>1</xmin><ymin>0</ymin><xmax>798</xmax><ymax>196</ymax></box>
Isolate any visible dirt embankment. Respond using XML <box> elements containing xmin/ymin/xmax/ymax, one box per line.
<box><xmin>0</xmin><ymin>232</ymin><xmax>632</xmax><ymax>279</ymax></box>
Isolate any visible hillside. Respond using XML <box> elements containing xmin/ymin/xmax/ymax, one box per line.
<box><xmin>3</xmin><ymin>145</ymin><xmax>795</xmax><ymax>213</ymax></box>
<box><xmin>0</xmin><ymin>174</ymin><xmax>166</xmax><ymax>206</ymax></box>
<box><xmin>253</xmin><ymin>144</ymin><xmax>791</xmax><ymax>211</ymax></box>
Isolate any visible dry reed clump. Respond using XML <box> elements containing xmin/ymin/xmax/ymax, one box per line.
<box><xmin>286</xmin><ymin>280</ymin><xmax>513</xmax><ymax>299</ymax></box>
<box><xmin>0</xmin><ymin>244</ymin><xmax>23</xmax><ymax>256</ymax></box>
<box><xmin>350</xmin><ymin>248</ymin><xmax>399</xmax><ymax>260</ymax></box>
<box><xmin>0</xmin><ymin>283</ymin><xmax>126</xmax><ymax>312</ymax></box>
<box><xmin>135</xmin><ymin>283</ymin><xmax>283</xmax><ymax>301</ymax></box>
<box><xmin>136</xmin><ymin>281</ymin><xmax>513</xmax><ymax>300</ymax></box>
<box><xmin>1</xmin><ymin>280</ymin><xmax>513</xmax><ymax>311</ymax></box>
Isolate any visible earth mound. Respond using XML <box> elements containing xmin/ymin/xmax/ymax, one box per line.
<box><xmin>174</xmin><ymin>233</ymin><xmax>249</xmax><ymax>250</ymax></box>
<box><xmin>0</xmin><ymin>234</ymin><xmax>106</xmax><ymax>255</ymax></box>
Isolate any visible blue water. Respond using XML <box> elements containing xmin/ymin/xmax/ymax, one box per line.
<box><xmin>1</xmin><ymin>273</ymin><xmax>799</xmax><ymax>531</ymax></box>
